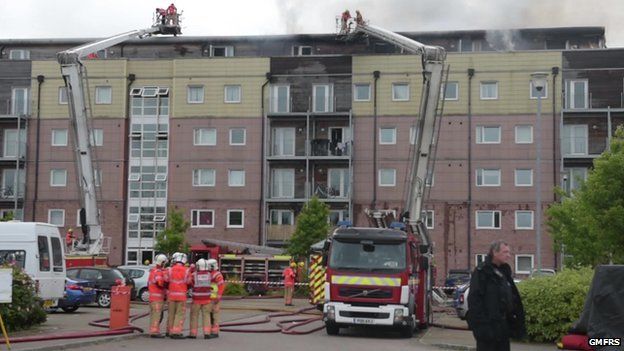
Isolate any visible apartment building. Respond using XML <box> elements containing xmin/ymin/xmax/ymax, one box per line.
<box><xmin>0</xmin><ymin>27</ymin><xmax>608</xmax><ymax>281</ymax></box>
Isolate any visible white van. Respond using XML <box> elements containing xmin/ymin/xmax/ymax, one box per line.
<box><xmin>0</xmin><ymin>222</ymin><xmax>66</xmax><ymax>306</ymax></box>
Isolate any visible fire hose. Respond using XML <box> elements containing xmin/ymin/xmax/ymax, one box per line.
<box><xmin>220</xmin><ymin>306</ymin><xmax>324</xmax><ymax>335</ymax></box>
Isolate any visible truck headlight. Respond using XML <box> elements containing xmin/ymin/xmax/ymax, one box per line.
<box><xmin>394</xmin><ymin>308</ymin><xmax>404</xmax><ymax>323</ymax></box>
<box><xmin>326</xmin><ymin>305</ymin><xmax>335</xmax><ymax>320</ymax></box>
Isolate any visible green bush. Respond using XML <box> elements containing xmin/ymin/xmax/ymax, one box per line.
<box><xmin>0</xmin><ymin>265</ymin><xmax>47</xmax><ymax>332</ymax></box>
<box><xmin>517</xmin><ymin>267</ymin><xmax>594</xmax><ymax>342</ymax></box>
<box><xmin>223</xmin><ymin>282</ymin><xmax>248</xmax><ymax>296</ymax></box>
<box><xmin>294</xmin><ymin>284</ymin><xmax>310</xmax><ymax>298</ymax></box>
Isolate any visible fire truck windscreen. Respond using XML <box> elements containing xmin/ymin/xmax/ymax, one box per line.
<box><xmin>328</xmin><ymin>241</ymin><xmax>406</xmax><ymax>271</ymax></box>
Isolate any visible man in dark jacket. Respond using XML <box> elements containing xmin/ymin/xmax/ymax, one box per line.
<box><xmin>467</xmin><ymin>240</ymin><xmax>526</xmax><ymax>351</ymax></box>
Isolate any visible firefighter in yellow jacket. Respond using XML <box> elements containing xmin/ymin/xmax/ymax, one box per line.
<box><xmin>206</xmin><ymin>258</ymin><xmax>225</xmax><ymax>338</ymax></box>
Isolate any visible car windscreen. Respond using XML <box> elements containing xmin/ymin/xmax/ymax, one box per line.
<box><xmin>111</xmin><ymin>269</ymin><xmax>126</xmax><ymax>280</ymax></box>
<box><xmin>328</xmin><ymin>240</ymin><xmax>406</xmax><ymax>272</ymax></box>
<box><xmin>0</xmin><ymin>250</ymin><xmax>26</xmax><ymax>269</ymax></box>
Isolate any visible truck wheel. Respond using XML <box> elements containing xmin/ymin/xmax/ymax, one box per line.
<box><xmin>325</xmin><ymin>322</ymin><xmax>340</xmax><ymax>335</ymax></box>
<box><xmin>97</xmin><ymin>292</ymin><xmax>111</xmax><ymax>308</ymax></box>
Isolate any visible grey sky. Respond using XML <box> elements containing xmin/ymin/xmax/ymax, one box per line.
<box><xmin>1</xmin><ymin>0</ymin><xmax>623</xmax><ymax>47</ymax></box>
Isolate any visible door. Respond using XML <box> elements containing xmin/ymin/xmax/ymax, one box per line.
<box><xmin>49</xmin><ymin>235</ymin><xmax>66</xmax><ymax>299</ymax></box>
<box><xmin>2</xmin><ymin>169</ymin><xmax>25</xmax><ymax>198</ymax></box>
<box><xmin>272</xmin><ymin>127</ymin><xmax>295</xmax><ymax>156</ymax></box>
<box><xmin>36</xmin><ymin>235</ymin><xmax>54</xmax><ymax>300</ymax></box>
<box><xmin>329</xmin><ymin>127</ymin><xmax>350</xmax><ymax>156</ymax></box>
<box><xmin>328</xmin><ymin>169</ymin><xmax>349</xmax><ymax>198</ymax></box>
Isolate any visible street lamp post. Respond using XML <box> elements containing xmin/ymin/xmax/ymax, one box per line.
<box><xmin>531</xmin><ymin>72</ymin><xmax>548</xmax><ymax>275</ymax></box>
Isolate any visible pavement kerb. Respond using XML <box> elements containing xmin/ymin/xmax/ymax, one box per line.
<box><xmin>426</xmin><ymin>343</ymin><xmax>475</xmax><ymax>351</ymax></box>
<box><xmin>13</xmin><ymin>332</ymin><xmax>143</xmax><ymax>351</ymax></box>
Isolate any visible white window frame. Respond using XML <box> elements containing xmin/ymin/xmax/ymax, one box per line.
<box><xmin>476</xmin><ymin>125</ymin><xmax>501</xmax><ymax>144</ymax></box>
<box><xmin>3</xmin><ymin>129</ymin><xmax>25</xmax><ymax>158</ymax></box>
<box><xmin>423</xmin><ymin>210</ymin><xmax>434</xmax><ymax>229</ymax></box>
<box><xmin>529</xmin><ymin>81</ymin><xmax>548</xmax><ymax>99</ymax></box>
<box><xmin>51</xmin><ymin>129</ymin><xmax>68</xmax><ymax>146</ymax></box>
<box><xmin>476</xmin><ymin>169</ymin><xmax>501</xmax><ymax>187</ymax></box>
<box><xmin>292</xmin><ymin>46</ymin><xmax>312</xmax><ymax>56</ymax></box>
<box><xmin>2</xmin><ymin>168</ymin><xmax>24</xmax><ymax>199</ymax></box>
<box><xmin>476</xmin><ymin>210</ymin><xmax>501</xmax><ymax>229</ymax></box>
<box><xmin>50</xmin><ymin>169</ymin><xmax>67</xmax><ymax>187</ymax></box>
<box><xmin>271</xmin><ymin>85</ymin><xmax>290</xmax><ymax>113</ymax></box>
<box><xmin>562</xmin><ymin>124</ymin><xmax>588</xmax><ymax>156</ymax></box>
<box><xmin>271</xmin><ymin>169</ymin><xmax>295</xmax><ymax>198</ymax></box>
<box><xmin>409</xmin><ymin>126</ymin><xmax>417</xmax><ymax>145</ymax></box>
<box><xmin>566</xmin><ymin>79</ymin><xmax>588</xmax><ymax>109</ymax></box>
<box><xmin>211</xmin><ymin>46</ymin><xmax>234</xmax><ymax>57</ymax></box>
<box><xmin>515</xmin><ymin>125</ymin><xmax>533</xmax><ymax>144</ymax></box>
<box><xmin>379</xmin><ymin>127</ymin><xmax>397</xmax><ymax>145</ymax></box>
<box><xmin>378</xmin><ymin>168</ymin><xmax>396</xmax><ymax>187</ymax></box>
<box><xmin>270</xmin><ymin>209</ymin><xmax>294</xmax><ymax>225</ymax></box>
<box><xmin>272</xmin><ymin>127</ymin><xmax>295</xmax><ymax>156</ymax></box>
<box><xmin>11</xmin><ymin>87</ymin><xmax>29</xmax><ymax>116</ymax></box>
<box><xmin>90</xmin><ymin>129</ymin><xmax>103</xmax><ymax>146</ymax></box>
<box><xmin>392</xmin><ymin>83</ymin><xmax>410</xmax><ymax>101</ymax></box>
<box><xmin>327</xmin><ymin>168</ymin><xmax>349</xmax><ymax>198</ymax></box>
<box><xmin>224</xmin><ymin>85</ymin><xmax>241</xmax><ymax>103</ymax></box>
<box><xmin>425</xmin><ymin>171</ymin><xmax>435</xmax><ymax>187</ymax></box>
<box><xmin>191</xmin><ymin>209</ymin><xmax>215</xmax><ymax>228</ymax></box>
<box><xmin>228</xmin><ymin>169</ymin><xmax>246</xmax><ymax>187</ymax></box>
<box><xmin>353</xmin><ymin>83</ymin><xmax>371</xmax><ymax>102</ymax></box>
<box><xmin>313</xmin><ymin>84</ymin><xmax>333</xmax><ymax>112</ymax></box>
<box><xmin>95</xmin><ymin>86</ymin><xmax>112</xmax><ymax>104</ymax></box>
<box><xmin>193</xmin><ymin>128</ymin><xmax>217</xmax><ymax>146</ymax></box>
<box><xmin>192</xmin><ymin>169</ymin><xmax>216</xmax><ymax>187</ymax></box>
<box><xmin>187</xmin><ymin>85</ymin><xmax>204</xmax><ymax>104</ymax></box>
<box><xmin>480</xmin><ymin>81</ymin><xmax>498</xmax><ymax>100</ymax></box>
<box><xmin>515</xmin><ymin>210</ymin><xmax>534</xmax><ymax>230</ymax></box>
<box><xmin>48</xmin><ymin>209</ymin><xmax>65</xmax><ymax>227</ymax></box>
<box><xmin>566</xmin><ymin>167</ymin><xmax>588</xmax><ymax>192</ymax></box>
<box><xmin>514</xmin><ymin>169</ymin><xmax>533</xmax><ymax>187</ymax></box>
<box><xmin>515</xmin><ymin>255</ymin><xmax>534</xmax><ymax>274</ymax></box>
<box><xmin>229</xmin><ymin>128</ymin><xmax>246</xmax><ymax>146</ymax></box>
<box><xmin>58</xmin><ymin>87</ymin><xmax>68</xmax><ymax>105</ymax></box>
<box><xmin>442</xmin><ymin>81</ymin><xmax>459</xmax><ymax>101</ymax></box>
<box><xmin>9</xmin><ymin>50</ymin><xmax>30</xmax><ymax>60</ymax></box>
<box><xmin>475</xmin><ymin>254</ymin><xmax>487</xmax><ymax>267</ymax></box>
<box><xmin>227</xmin><ymin>209</ymin><xmax>244</xmax><ymax>228</ymax></box>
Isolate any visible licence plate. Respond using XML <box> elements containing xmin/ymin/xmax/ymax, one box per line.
<box><xmin>43</xmin><ymin>300</ymin><xmax>55</xmax><ymax>308</ymax></box>
<box><xmin>353</xmin><ymin>318</ymin><xmax>375</xmax><ymax>325</ymax></box>
<box><xmin>83</xmin><ymin>287</ymin><xmax>92</xmax><ymax>292</ymax></box>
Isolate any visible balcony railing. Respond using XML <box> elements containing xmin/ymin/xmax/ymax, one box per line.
<box><xmin>267</xmin><ymin>224</ymin><xmax>296</xmax><ymax>241</ymax></box>
<box><xmin>0</xmin><ymin>186</ymin><xmax>24</xmax><ymax>200</ymax></box>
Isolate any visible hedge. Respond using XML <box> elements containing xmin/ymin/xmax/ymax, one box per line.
<box><xmin>0</xmin><ymin>265</ymin><xmax>47</xmax><ymax>332</ymax></box>
<box><xmin>517</xmin><ymin>267</ymin><xmax>593</xmax><ymax>342</ymax></box>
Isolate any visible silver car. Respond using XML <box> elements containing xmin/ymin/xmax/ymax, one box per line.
<box><xmin>118</xmin><ymin>265</ymin><xmax>151</xmax><ymax>302</ymax></box>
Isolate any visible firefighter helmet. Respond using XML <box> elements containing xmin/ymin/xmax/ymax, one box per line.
<box><xmin>206</xmin><ymin>258</ymin><xmax>218</xmax><ymax>271</ymax></box>
<box><xmin>155</xmin><ymin>254</ymin><xmax>168</xmax><ymax>266</ymax></box>
<box><xmin>196</xmin><ymin>258</ymin><xmax>209</xmax><ymax>271</ymax></box>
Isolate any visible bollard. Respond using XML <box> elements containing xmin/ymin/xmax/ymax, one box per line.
<box><xmin>109</xmin><ymin>285</ymin><xmax>131</xmax><ymax>329</ymax></box>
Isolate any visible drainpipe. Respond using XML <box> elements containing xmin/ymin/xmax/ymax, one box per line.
<box><xmin>31</xmin><ymin>75</ymin><xmax>45</xmax><ymax>221</ymax></box>
<box><xmin>372</xmin><ymin>70</ymin><xmax>380</xmax><ymax>209</ymax></box>
<box><xmin>259</xmin><ymin>72</ymin><xmax>271</xmax><ymax>246</ymax></box>
<box><xmin>466</xmin><ymin>68</ymin><xmax>474</xmax><ymax>270</ymax></box>
<box><xmin>121</xmin><ymin>73</ymin><xmax>135</xmax><ymax>264</ymax></box>
<box><xmin>551</xmin><ymin>66</ymin><xmax>559</xmax><ymax>269</ymax></box>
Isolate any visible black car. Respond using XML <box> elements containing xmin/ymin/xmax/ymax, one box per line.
<box><xmin>66</xmin><ymin>267</ymin><xmax>135</xmax><ymax>308</ymax></box>
<box><xmin>444</xmin><ymin>269</ymin><xmax>471</xmax><ymax>296</ymax></box>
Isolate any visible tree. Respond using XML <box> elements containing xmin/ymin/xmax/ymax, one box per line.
<box><xmin>547</xmin><ymin>126</ymin><xmax>624</xmax><ymax>267</ymax></box>
<box><xmin>287</xmin><ymin>196</ymin><xmax>330</xmax><ymax>259</ymax></box>
<box><xmin>154</xmin><ymin>208</ymin><xmax>190</xmax><ymax>257</ymax></box>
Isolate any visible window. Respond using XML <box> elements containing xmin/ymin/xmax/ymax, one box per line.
<box><xmin>50</xmin><ymin>237</ymin><xmax>64</xmax><ymax>272</ymax></box>
<box><xmin>48</xmin><ymin>209</ymin><xmax>65</xmax><ymax>227</ymax></box>
<box><xmin>50</xmin><ymin>169</ymin><xmax>67</xmax><ymax>187</ymax></box>
<box><xmin>409</xmin><ymin>126</ymin><xmax>417</xmax><ymax>145</ymax></box>
<box><xmin>187</xmin><ymin>85</ymin><xmax>204</xmax><ymax>104</ymax></box>
<box><xmin>422</xmin><ymin>210</ymin><xmax>434</xmax><ymax>229</ymax></box>
<box><xmin>194</xmin><ymin>128</ymin><xmax>216</xmax><ymax>146</ymax></box>
<box><xmin>329</xmin><ymin>210</ymin><xmax>350</xmax><ymax>226</ymax></box>
<box><xmin>37</xmin><ymin>236</ymin><xmax>50</xmax><ymax>271</ymax></box>
<box><xmin>442</xmin><ymin>82</ymin><xmax>459</xmax><ymax>100</ymax></box>
<box><xmin>228</xmin><ymin>169</ymin><xmax>245</xmax><ymax>187</ymax></box>
<box><xmin>94</xmin><ymin>169</ymin><xmax>102</xmax><ymax>187</ymax></box>
<box><xmin>229</xmin><ymin>128</ymin><xmax>246</xmax><ymax>145</ymax></box>
<box><xmin>354</xmin><ymin>84</ymin><xmax>371</xmax><ymax>101</ymax></box>
<box><xmin>515</xmin><ymin>211</ymin><xmax>534</xmax><ymax>229</ymax></box>
<box><xmin>9</xmin><ymin>50</ymin><xmax>30</xmax><ymax>60</ymax></box>
<box><xmin>476</xmin><ymin>169</ymin><xmax>501</xmax><ymax>186</ymax></box>
<box><xmin>272</xmin><ymin>127</ymin><xmax>295</xmax><ymax>156</ymax></box>
<box><xmin>227</xmin><ymin>210</ymin><xmax>244</xmax><ymax>228</ymax></box>
<box><xmin>90</xmin><ymin>129</ymin><xmax>103</xmax><ymax>146</ymax></box>
<box><xmin>480</xmin><ymin>81</ymin><xmax>498</xmax><ymax>100</ymax></box>
<box><xmin>224</xmin><ymin>85</ymin><xmax>241</xmax><ymax>103</ymax></box>
<box><xmin>564</xmin><ymin>167</ymin><xmax>588</xmax><ymax>193</ymax></box>
<box><xmin>11</xmin><ymin>88</ymin><xmax>29</xmax><ymax>116</ymax></box>
<box><xmin>2</xmin><ymin>169</ymin><xmax>25</xmax><ymax>198</ymax></box>
<box><xmin>392</xmin><ymin>83</ymin><xmax>410</xmax><ymax>101</ymax></box>
<box><xmin>379</xmin><ymin>168</ymin><xmax>396</xmax><ymax>187</ymax></box>
<box><xmin>562</xmin><ymin>125</ymin><xmax>588</xmax><ymax>155</ymax></box>
<box><xmin>313</xmin><ymin>84</ymin><xmax>333</xmax><ymax>112</ymax></box>
<box><xmin>476</xmin><ymin>126</ymin><xmax>501</xmax><ymax>144</ymax></box>
<box><xmin>476</xmin><ymin>210</ymin><xmax>501</xmax><ymax>229</ymax></box>
<box><xmin>52</xmin><ymin>129</ymin><xmax>68</xmax><ymax>146</ymax></box>
<box><xmin>515</xmin><ymin>169</ymin><xmax>533</xmax><ymax>187</ymax></box>
<box><xmin>270</xmin><ymin>209</ymin><xmax>294</xmax><ymax>225</ymax></box>
<box><xmin>126</xmin><ymin>251</ymin><xmax>138</xmax><ymax>265</ymax></box>
<box><xmin>193</xmin><ymin>169</ymin><xmax>215</xmax><ymax>187</ymax></box>
<box><xmin>95</xmin><ymin>86</ymin><xmax>112</xmax><ymax>104</ymax></box>
<box><xmin>530</xmin><ymin>81</ymin><xmax>548</xmax><ymax>99</ymax></box>
<box><xmin>425</xmin><ymin>171</ymin><xmax>435</xmax><ymax>187</ymax></box>
<box><xmin>292</xmin><ymin>46</ymin><xmax>312</xmax><ymax>56</ymax></box>
<box><xmin>328</xmin><ymin>168</ymin><xmax>349</xmax><ymax>198</ymax></box>
<box><xmin>379</xmin><ymin>127</ymin><xmax>396</xmax><ymax>145</ymax></box>
<box><xmin>211</xmin><ymin>46</ymin><xmax>234</xmax><ymax>57</ymax></box>
<box><xmin>272</xmin><ymin>169</ymin><xmax>295</xmax><ymax>198</ymax></box>
<box><xmin>515</xmin><ymin>255</ymin><xmax>534</xmax><ymax>274</ymax></box>
<box><xmin>475</xmin><ymin>254</ymin><xmax>487</xmax><ymax>267</ymax></box>
<box><xmin>271</xmin><ymin>85</ymin><xmax>290</xmax><ymax>113</ymax></box>
<box><xmin>3</xmin><ymin>129</ymin><xmax>26</xmax><ymax>158</ymax></box>
<box><xmin>515</xmin><ymin>125</ymin><xmax>533</xmax><ymax>144</ymax></box>
<box><xmin>58</xmin><ymin>87</ymin><xmax>68</xmax><ymax>104</ymax></box>
<box><xmin>191</xmin><ymin>210</ymin><xmax>214</xmax><ymax>228</ymax></box>
<box><xmin>565</xmin><ymin>80</ymin><xmax>588</xmax><ymax>109</ymax></box>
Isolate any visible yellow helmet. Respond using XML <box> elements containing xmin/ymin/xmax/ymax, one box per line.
<box><xmin>290</xmin><ymin>262</ymin><xmax>297</xmax><ymax>268</ymax></box>
<box><xmin>68</xmin><ymin>228</ymin><xmax>74</xmax><ymax>232</ymax></box>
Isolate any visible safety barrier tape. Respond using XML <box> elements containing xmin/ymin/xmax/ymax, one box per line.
<box><xmin>432</xmin><ymin>286</ymin><xmax>459</xmax><ymax>290</ymax></box>
<box><xmin>224</xmin><ymin>280</ymin><xmax>308</xmax><ymax>287</ymax></box>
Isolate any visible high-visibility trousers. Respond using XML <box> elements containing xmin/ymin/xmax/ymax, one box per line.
<box><xmin>149</xmin><ymin>301</ymin><xmax>165</xmax><ymax>335</ymax></box>
<box><xmin>189</xmin><ymin>303</ymin><xmax>212</xmax><ymax>337</ymax></box>
<box><xmin>167</xmin><ymin>300</ymin><xmax>187</xmax><ymax>335</ymax></box>
<box><xmin>284</xmin><ymin>285</ymin><xmax>294</xmax><ymax>305</ymax></box>
<box><xmin>210</xmin><ymin>300</ymin><xmax>221</xmax><ymax>334</ymax></box>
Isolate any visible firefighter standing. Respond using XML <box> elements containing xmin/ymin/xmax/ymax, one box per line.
<box><xmin>188</xmin><ymin>259</ymin><xmax>213</xmax><ymax>339</ymax></box>
<box><xmin>165</xmin><ymin>252</ymin><xmax>190</xmax><ymax>339</ymax></box>
<box><xmin>148</xmin><ymin>254</ymin><xmax>168</xmax><ymax>338</ymax></box>
<box><xmin>207</xmin><ymin>258</ymin><xmax>224</xmax><ymax>338</ymax></box>
<box><xmin>340</xmin><ymin>9</ymin><xmax>351</xmax><ymax>34</ymax></box>
<box><xmin>65</xmin><ymin>228</ymin><xmax>74</xmax><ymax>250</ymax></box>
<box><xmin>282</xmin><ymin>262</ymin><xmax>296</xmax><ymax>306</ymax></box>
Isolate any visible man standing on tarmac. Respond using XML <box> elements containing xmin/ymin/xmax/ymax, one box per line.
<box><xmin>282</xmin><ymin>262</ymin><xmax>296</xmax><ymax>306</ymax></box>
<box><xmin>165</xmin><ymin>252</ymin><xmax>190</xmax><ymax>339</ymax></box>
<box><xmin>148</xmin><ymin>254</ymin><xmax>168</xmax><ymax>338</ymax></box>
<box><xmin>207</xmin><ymin>258</ymin><xmax>224</xmax><ymax>339</ymax></box>
<box><xmin>188</xmin><ymin>259</ymin><xmax>213</xmax><ymax>339</ymax></box>
<box><xmin>467</xmin><ymin>240</ymin><xmax>526</xmax><ymax>351</ymax></box>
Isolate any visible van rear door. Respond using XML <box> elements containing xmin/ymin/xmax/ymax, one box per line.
<box><xmin>36</xmin><ymin>233</ymin><xmax>65</xmax><ymax>301</ymax></box>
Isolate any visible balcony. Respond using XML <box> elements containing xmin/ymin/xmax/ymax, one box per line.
<box><xmin>267</xmin><ymin>224</ymin><xmax>295</xmax><ymax>242</ymax></box>
<box><xmin>0</xmin><ymin>186</ymin><xmax>24</xmax><ymax>202</ymax></box>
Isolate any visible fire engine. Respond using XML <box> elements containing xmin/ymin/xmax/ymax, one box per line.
<box><xmin>322</xmin><ymin>14</ymin><xmax>446</xmax><ymax>337</ymax></box>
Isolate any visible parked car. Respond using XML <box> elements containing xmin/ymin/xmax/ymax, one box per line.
<box><xmin>445</xmin><ymin>269</ymin><xmax>471</xmax><ymax>295</ymax></box>
<box><xmin>453</xmin><ymin>283</ymin><xmax>470</xmax><ymax>320</ymax></box>
<box><xmin>66</xmin><ymin>267</ymin><xmax>135</xmax><ymax>308</ymax></box>
<box><xmin>57</xmin><ymin>277</ymin><xmax>96</xmax><ymax>312</ymax></box>
<box><xmin>530</xmin><ymin>268</ymin><xmax>556</xmax><ymax>278</ymax></box>
<box><xmin>117</xmin><ymin>265</ymin><xmax>151</xmax><ymax>302</ymax></box>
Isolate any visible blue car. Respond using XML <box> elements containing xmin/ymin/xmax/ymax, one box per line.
<box><xmin>57</xmin><ymin>278</ymin><xmax>97</xmax><ymax>313</ymax></box>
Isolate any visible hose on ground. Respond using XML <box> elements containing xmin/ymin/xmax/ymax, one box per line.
<box><xmin>220</xmin><ymin>306</ymin><xmax>324</xmax><ymax>335</ymax></box>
